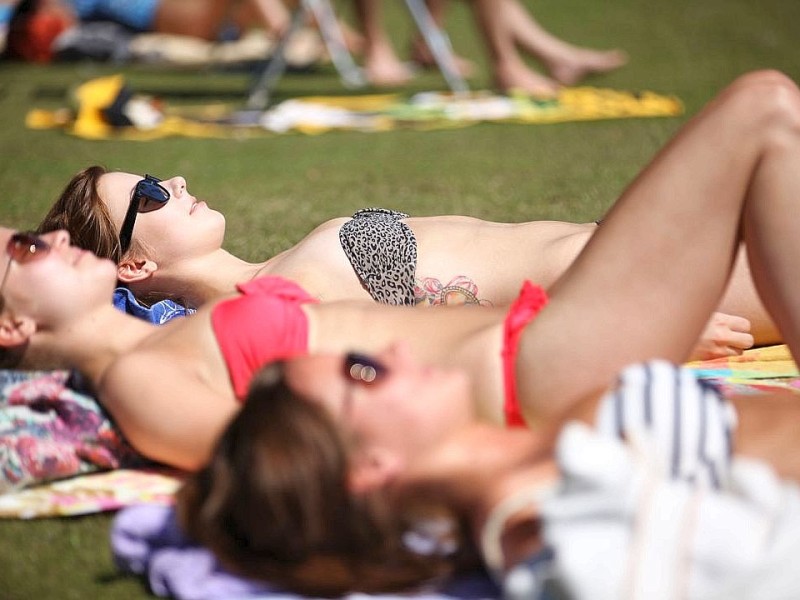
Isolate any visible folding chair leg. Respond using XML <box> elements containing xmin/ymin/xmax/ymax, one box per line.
<box><xmin>247</xmin><ymin>0</ymin><xmax>365</xmax><ymax>110</ymax></box>
<box><xmin>248</xmin><ymin>0</ymin><xmax>466</xmax><ymax>110</ymax></box>
<box><xmin>246</xmin><ymin>6</ymin><xmax>307</xmax><ymax>110</ymax></box>
<box><xmin>303</xmin><ymin>0</ymin><xmax>366</xmax><ymax>89</ymax></box>
<box><xmin>404</xmin><ymin>0</ymin><xmax>469</xmax><ymax>94</ymax></box>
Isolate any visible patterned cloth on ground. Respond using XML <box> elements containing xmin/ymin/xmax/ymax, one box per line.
<box><xmin>0</xmin><ymin>370</ymin><xmax>146</xmax><ymax>494</ymax></box>
<box><xmin>685</xmin><ymin>344</ymin><xmax>800</xmax><ymax>395</ymax></box>
<box><xmin>25</xmin><ymin>75</ymin><xmax>685</xmax><ymax>141</ymax></box>
<box><xmin>0</xmin><ymin>468</ymin><xmax>180</xmax><ymax>518</ymax></box>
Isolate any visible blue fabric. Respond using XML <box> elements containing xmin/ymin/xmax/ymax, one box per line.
<box><xmin>0</xmin><ymin>4</ymin><xmax>13</xmax><ymax>24</ymax></box>
<box><xmin>68</xmin><ymin>0</ymin><xmax>160</xmax><ymax>31</ymax></box>
<box><xmin>112</xmin><ymin>287</ymin><xmax>194</xmax><ymax>325</ymax></box>
<box><xmin>112</xmin><ymin>504</ymin><xmax>500</xmax><ymax>600</ymax></box>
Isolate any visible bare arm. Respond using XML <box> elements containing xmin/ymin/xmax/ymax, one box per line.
<box><xmin>100</xmin><ymin>353</ymin><xmax>239</xmax><ymax>471</ymax></box>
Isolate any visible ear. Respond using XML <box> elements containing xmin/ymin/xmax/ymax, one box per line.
<box><xmin>347</xmin><ymin>446</ymin><xmax>404</xmax><ymax>495</ymax></box>
<box><xmin>117</xmin><ymin>257</ymin><xmax>158</xmax><ymax>284</ymax></box>
<box><xmin>0</xmin><ymin>313</ymin><xmax>36</xmax><ymax>348</ymax></box>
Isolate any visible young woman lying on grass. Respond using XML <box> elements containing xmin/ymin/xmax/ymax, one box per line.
<box><xmin>175</xmin><ymin>69</ymin><xmax>800</xmax><ymax>597</ymax></box>
<box><xmin>38</xmin><ymin>164</ymin><xmax>770</xmax><ymax>361</ymax></box>
<box><xmin>3</xmin><ymin>68</ymin><xmax>800</xmax><ymax>474</ymax></box>
<box><xmin>180</xmin><ymin>357</ymin><xmax>800</xmax><ymax>597</ymax></box>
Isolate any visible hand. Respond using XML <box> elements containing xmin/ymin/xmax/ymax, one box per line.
<box><xmin>689</xmin><ymin>311</ymin><xmax>754</xmax><ymax>361</ymax></box>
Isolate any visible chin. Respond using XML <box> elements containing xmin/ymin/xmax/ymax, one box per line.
<box><xmin>197</xmin><ymin>213</ymin><xmax>227</xmax><ymax>249</ymax></box>
<box><xmin>212</xmin><ymin>212</ymin><xmax>227</xmax><ymax>241</ymax></box>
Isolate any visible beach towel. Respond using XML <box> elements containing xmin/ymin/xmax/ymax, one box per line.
<box><xmin>25</xmin><ymin>74</ymin><xmax>684</xmax><ymax>141</ymax></box>
<box><xmin>686</xmin><ymin>344</ymin><xmax>800</xmax><ymax>396</ymax></box>
<box><xmin>0</xmin><ymin>468</ymin><xmax>180</xmax><ymax>519</ymax></box>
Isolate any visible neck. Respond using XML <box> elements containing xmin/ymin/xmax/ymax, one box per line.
<box><xmin>397</xmin><ymin>424</ymin><xmax>560</xmax><ymax>573</ymax></box>
<box><xmin>140</xmin><ymin>249</ymin><xmax>269</xmax><ymax>307</ymax></box>
<box><xmin>34</xmin><ymin>303</ymin><xmax>156</xmax><ymax>386</ymax></box>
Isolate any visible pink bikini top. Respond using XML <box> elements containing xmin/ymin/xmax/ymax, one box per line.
<box><xmin>211</xmin><ymin>276</ymin><xmax>317</xmax><ymax>400</ymax></box>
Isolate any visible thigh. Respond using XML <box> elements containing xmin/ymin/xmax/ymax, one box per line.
<box><xmin>153</xmin><ymin>0</ymin><xmax>231</xmax><ymax>38</ymax></box>
<box><xmin>515</xmin><ymin>75</ymin><xmax>775</xmax><ymax>423</ymax></box>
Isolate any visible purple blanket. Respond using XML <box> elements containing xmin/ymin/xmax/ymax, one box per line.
<box><xmin>112</xmin><ymin>504</ymin><xmax>500</xmax><ymax>600</ymax></box>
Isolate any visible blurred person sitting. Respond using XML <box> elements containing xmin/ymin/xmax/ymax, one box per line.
<box><xmin>4</xmin><ymin>0</ymin><xmax>291</xmax><ymax>62</ymax></box>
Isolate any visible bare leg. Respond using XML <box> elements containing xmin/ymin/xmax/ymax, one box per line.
<box><xmin>501</xmin><ymin>0</ymin><xmax>627</xmax><ymax>86</ymax></box>
<box><xmin>408</xmin><ymin>0</ymin><xmax>476</xmax><ymax>77</ymax></box>
<box><xmin>469</xmin><ymin>0</ymin><xmax>559</xmax><ymax>96</ymax></box>
<box><xmin>230</xmin><ymin>0</ymin><xmax>292</xmax><ymax>36</ymax></box>
<box><xmin>353</xmin><ymin>0</ymin><xmax>414</xmax><ymax>86</ymax></box>
<box><xmin>516</xmin><ymin>71</ymin><xmax>800</xmax><ymax>423</ymax></box>
<box><xmin>153</xmin><ymin>0</ymin><xmax>290</xmax><ymax>40</ymax></box>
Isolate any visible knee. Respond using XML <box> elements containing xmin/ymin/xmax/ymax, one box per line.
<box><xmin>722</xmin><ymin>70</ymin><xmax>800</xmax><ymax>139</ymax></box>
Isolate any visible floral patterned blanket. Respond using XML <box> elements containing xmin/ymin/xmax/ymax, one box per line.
<box><xmin>0</xmin><ymin>370</ymin><xmax>147</xmax><ymax>494</ymax></box>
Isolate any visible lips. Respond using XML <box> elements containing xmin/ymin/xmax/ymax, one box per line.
<box><xmin>190</xmin><ymin>201</ymin><xmax>206</xmax><ymax>214</ymax></box>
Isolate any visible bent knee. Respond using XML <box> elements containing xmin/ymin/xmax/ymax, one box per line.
<box><xmin>722</xmin><ymin>70</ymin><xmax>800</xmax><ymax>135</ymax></box>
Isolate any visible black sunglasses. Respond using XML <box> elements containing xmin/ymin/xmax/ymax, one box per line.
<box><xmin>343</xmin><ymin>353</ymin><xmax>388</xmax><ymax>385</ymax></box>
<box><xmin>118</xmin><ymin>175</ymin><xmax>170</xmax><ymax>255</ymax></box>
<box><xmin>0</xmin><ymin>232</ymin><xmax>52</xmax><ymax>297</ymax></box>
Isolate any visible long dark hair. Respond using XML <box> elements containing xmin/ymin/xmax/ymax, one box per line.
<box><xmin>178</xmin><ymin>364</ymin><xmax>477</xmax><ymax>596</ymax></box>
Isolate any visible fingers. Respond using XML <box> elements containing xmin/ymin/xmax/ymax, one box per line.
<box><xmin>689</xmin><ymin>312</ymin><xmax>755</xmax><ymax>361</ymax></box>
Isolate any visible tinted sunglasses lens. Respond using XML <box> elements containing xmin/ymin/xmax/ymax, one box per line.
<box><xmin>7</xmin><ymin>233</ymin><xmax>50</xmax><ymax>263</ymax></box>
<box><xmin>135</xmin><ymin>176</ymin><xmax>170</xmax><ymax>213</ymax></box>
<box><xmin>344</xmin><ymin>353</ymin><xmax>387</xmax><ymax>384</ymax></box>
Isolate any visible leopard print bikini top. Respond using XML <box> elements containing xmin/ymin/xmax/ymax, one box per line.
<box><xmin>338</xmin><ymin>208</ymin><xmax>418</xmax><ymax>305</ymax></box>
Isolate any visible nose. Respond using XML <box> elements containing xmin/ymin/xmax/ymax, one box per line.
<box><xmin>45</xmin><ymin>229</ymin><xmax>72</xmax><ymax>249</ymax></box>
<box><xmin>382</xmin><ymin>340</ymin><xmax>415</xmax><ymax>367</ymax></box>
<box><xmin>164</xmin><ymin>176</ymin><xmax>187</xmax><ymax>198</ymax></box>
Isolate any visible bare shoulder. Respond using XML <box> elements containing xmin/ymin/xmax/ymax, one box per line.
<box><xmin>263</xmin><ymin>217</ymin><xmax>371</xmax><ymax>301</ymax></box>
<box><xmin>98</xmin><ymin>349</ymin><xmax>240</xmax><ymax>470</ymax></box>
<box><xmin>100</xmin><ymin>351</ymin><xmax>165</xmax><ymax>397</ymax></box>
<box><xmin>279</xmin><ymin>217</ymin><xmax>348</xmax><ymax>259</ymax></box>
<box><xmin>100</xmin><ymin>347</ymin><xmax>235</xmax><ymax>414</ymax></box>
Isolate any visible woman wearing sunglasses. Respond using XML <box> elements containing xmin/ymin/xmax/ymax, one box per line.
<box><xmin>39</xmin><ymin>163</ymin><xmax>769</xmax><ymax>362</ymax></box>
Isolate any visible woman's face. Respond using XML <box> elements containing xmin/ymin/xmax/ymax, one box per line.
<box><xmin>0</xmin><ymin>227</ymin><xmax>117</xmax><ymax>326</ymax></box>
<box><xmin>283</xmin><ymin>341</ymin><xmax>475</xmax><ymax>466</ymax></box>
<box><xmin>97</xmin><ymin>172</ymin><xmax>226</xmax><ymax>265</ymax></box>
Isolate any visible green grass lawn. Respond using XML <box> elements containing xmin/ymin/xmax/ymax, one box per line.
<box><xmin>1</xmin><ymin>0</ymin><xmax>799</xmax><ymax>597</ymax></box>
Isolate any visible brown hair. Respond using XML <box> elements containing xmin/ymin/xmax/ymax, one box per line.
<box><xmin>37</xmin><ymin>165</ymin><xmax>148</xmax><ymax>265</ymax></box>
<box><xmin>0</xmin><ymin>334</ymin><xmax>24</xmax><ymax>369</ymax></box>
<box><xmin>178</xmin><ymin>365</ymin><xmax>476</xmax><ymax>597</ymax></box>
